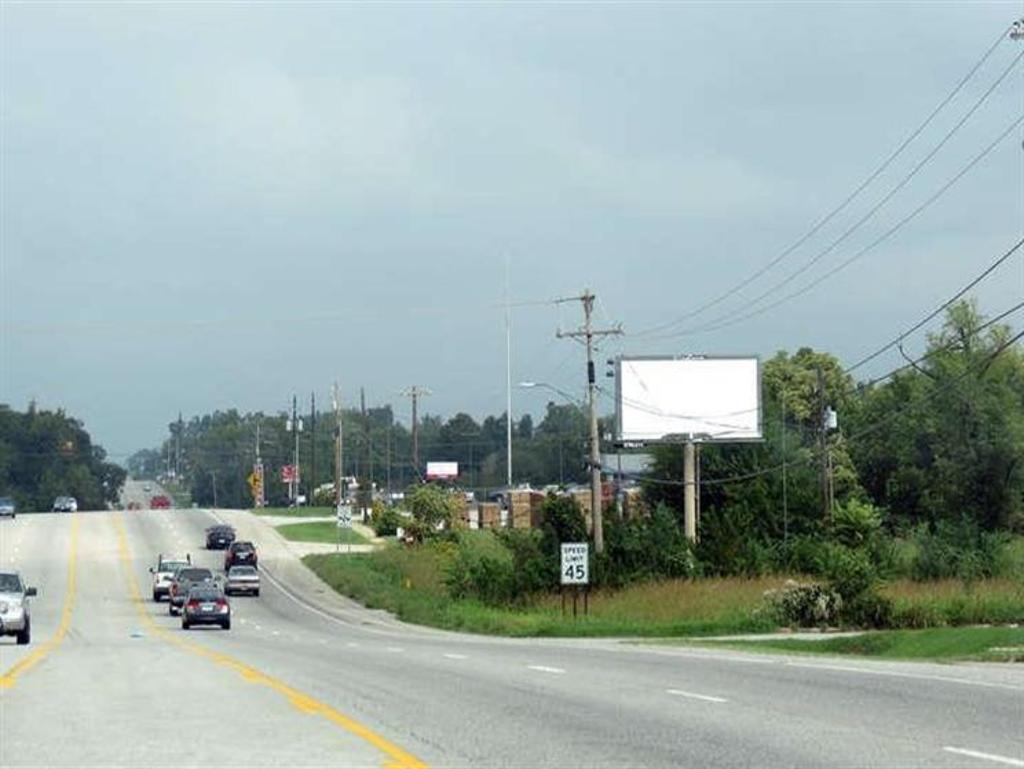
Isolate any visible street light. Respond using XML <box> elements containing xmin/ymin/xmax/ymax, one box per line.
<box><xmin>517</xmin><ymin>381</ymin><xmax>584</xmax><ymax>407</ymax></box>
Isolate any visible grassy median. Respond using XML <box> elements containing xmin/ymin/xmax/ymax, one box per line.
<box><xmin>694</xmin><ymin>626</ymin><xmax>1024</xmax><ymax>661</ymax></box>
<box><xmin>252</xmin><ymin>506</ymin><xmax>335</xmax><ymax>518</ymax></box>
<box><xmin>303</xmin><ymin>545</ymin><xmax>777</xmax><ymax>637</ymax></box>
<box><xmin>276</xmin><ymin>521</ymin><xmax>369</xmax><ymax>545</ymax></box>
<box><xmin>303</xmin><ymin>539</ymin><xmax>1024</xmax><ymax>644</ymax></box>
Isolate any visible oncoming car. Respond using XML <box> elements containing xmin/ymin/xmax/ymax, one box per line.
<box><xmin>52</xmin><ymin>496</ymin><xmax>78</xmax><ymax>513</ymax></box>
<box><xmin>0</xmin><ymin>571</ymin><xmax>38</xmax><ymax>645</ymax></box>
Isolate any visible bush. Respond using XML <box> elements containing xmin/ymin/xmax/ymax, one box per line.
<box><xmin>444</xmin><ymin>530</ymin><xmax>552</xmax><ymax>607</ymax></box>
<box><xmin>600</xmin><ymin>504</ymin><xmax>697</xmax><ymax>587</ymax></box>
<box><xmin>822</xmin><ymin>544</ymin><xmax>892</xmax><ymax>627</ymax></box>
<box><xmin>763</xmin><ymin>580</ymin><xmax>843</xmax><ymax>628</ymax></box>
<box><xmin>373</xmin><ymin>507</ymin><xmax>405</xmax><ymax>537</ymax></box>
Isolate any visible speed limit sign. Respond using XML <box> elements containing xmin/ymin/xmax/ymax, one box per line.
<box><xmin>560</xmin><ymin>543</ymin><xmax>589</xmax><ymax>585</ymax></box>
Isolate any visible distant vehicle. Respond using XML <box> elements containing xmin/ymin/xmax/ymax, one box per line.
<box><xmin>142</xmin><ymin>483</ymin><xmax>152</xmax><ymax>493</ymax></box>
<box><xmin>150</xmin><ymin>495</ymin><xmax>171</xmax><ymax>509</ymax></box>
<box><xmin>52</xmin><ymin>496</ymin><xmax>78</xmax><ymax>513</ymax></box>
<box><xmin>224</xmin><ymin>541</ymin><xmax>257</xmax><ymax>571</ymax></box>
<box><xmin>0</xmin><ymin>497</ymin><xmax>15</xmax><ymax>519</ymax></box>
<box><xmin>126</xmin><ymin>501</ymin><xmax>142</xmax><ymax>511</ymax></box>
<box><xmin>149</xmin><ymin>554</ymin><xmax>191</xmax><ymax>602</ymax></box>
<box><xmin>205</xmin><ymin>525</ymin><xmax>236</xmax><ymax>550</ymax></box>
<box><xmin>168</xmin><ymin>566</ymin><xmax>214</xmax><ymax>615</ymax></box>
<box><xmin>0</xmin><ymin>571</ymin><xmax>37</xmax><ymax>645</ymax></box>
<box><xmin>181</xmin><ymin>584</ymin><xmax>231</xmax><ymax>630</ymax></box>
<box><xmin>225</xmin><ymin>565</ymin><xmax>260</xmax><ymax>597</ymax></box>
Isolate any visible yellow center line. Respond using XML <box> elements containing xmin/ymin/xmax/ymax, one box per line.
<box><xmin>0</xmin><ymin>514</ymin><xmax>80</xmax><ymax>689</ymax></box>
<box><xmin>112</xmin><ymin>513</ymin><xmax>427</xmax><ymax>769</ymax></box>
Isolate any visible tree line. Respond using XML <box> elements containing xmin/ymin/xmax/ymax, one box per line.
<box><xmin>0</xmin><ymin>403</ymin><xmax>126</xmax><ymax>511</ymax></box>
<box><xmin>130</xmin><ymin>301</ymin><xmax>1024</xmax><ymax>553</ymax></box>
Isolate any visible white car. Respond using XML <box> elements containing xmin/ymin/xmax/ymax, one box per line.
<box><xmin>149</xmin><ymin>554</ymin><xmax>191</xmax><ymax>602</ymax></box>
<box><xmin>0</xmin><ymin>571</ymin><xmax>37</xmax><ymax>645</ymax></box>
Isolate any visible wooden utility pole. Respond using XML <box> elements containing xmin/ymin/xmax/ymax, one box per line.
<box><xmin>332</xmin><ymin>383</ymin><xmax>343</xmax><ymax>508</ymax></box>
<box><xmin>401</xmin><ymin>386</ymin><xmax>431</xmax><ymax>479</ymax></box>
<box><xmin>310</xmin><ymin>391</ymin><xmax>316</xmax><ymax>503</ymax></box>
<box><xmin>556</xmin><ymin>290</ymin><xmax>622</xmax><ymax>554</ymax></box>
<box><xmin>816</xmin><ymin>367</ymin><xmax>830</xmax><ymax>520</ymax></box>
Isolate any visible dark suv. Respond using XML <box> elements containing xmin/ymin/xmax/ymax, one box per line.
<box><xmin>205</xmin><ymin>525</ymin><xmax>236</xmax><ymax>550</ymax></box>
<box><xmin>224</xmin><ymin>541</ymin><xmax>257</xmax><ymax>570</ymax></box>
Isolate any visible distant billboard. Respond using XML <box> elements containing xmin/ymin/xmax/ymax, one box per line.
<box><xmin>426</xmin><ymin>461</ymin><xmax>459</xmax><ymax>480</ymax></box>
<box><xmin>616</xmin><ymin>356</ymin><xmax>761</xmax><ymax>443</ymax></box>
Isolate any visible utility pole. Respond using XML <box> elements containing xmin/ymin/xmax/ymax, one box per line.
<box><xmin>816</xmin><ymin>367</ymin><xmax>830</xmax><ymax>521</ymax></box>
<box><xmin>255</xmin><ymin>419</ymin><xmax>265</xmax><ymax>509</ymax></box>
<box><xmin>332</xmin><ymin>384</ymin><xmax>343</xmax><ymax>509</ymax></box>
<box><xmin>175</xmin><ymin>411</ymin><xmax>183</xmax><ymax>479</ymax></box>
<box><xmin>310</xmin><ymin>391</ymin><xmax>316</xmax><ymax>504</ymax></box>
<box><xmin>556</xmin><ymin>290</ymin><xmax>622</xmax><ymax>554</ymax></box>
<box><xmin>401</xmin><ymin>386</ymin><xmax>430</xmax><ymax>479</ymax></box>
<box><xmin>287</xmin><ymin>395</ymin><xmax>302</xmax><ymax>504</ymax></box>
<box><xmin>683</xmin><ymin>442</ymin><xmax>697</xmax><ymax>541</ymax></box>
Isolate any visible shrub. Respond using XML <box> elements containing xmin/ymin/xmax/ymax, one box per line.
<box><xmin>763</xmin><ymin>580</ymin><xmax>843</xmax><ymax>628</ymax></box>
<box><xmin>600</xmin><ymin>504</ymin><xmax>697</xmax><ymax>587</ymax></box>
<box><xmin>832</xmin><ymin>498</ymin><xmax>883</xmax><ymax>547</ymax></box>
<box><xmin>373</xmin><ymin>507</ymin><xmax>405</xmax><ymax>537</ymax></box>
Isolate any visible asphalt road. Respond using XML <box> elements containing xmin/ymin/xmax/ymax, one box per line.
<box><xmin>1</xmin><ymin>508</ymin><xmax>1022</xmax><ymax>769</ymax></box>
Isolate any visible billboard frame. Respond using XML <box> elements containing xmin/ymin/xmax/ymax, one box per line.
<box><xmin>615</xmin><ymin>355</ymin><xmax>763</xmax><ymax>445</ymax></box>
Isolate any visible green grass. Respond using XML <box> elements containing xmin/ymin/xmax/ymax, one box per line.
<box><xmin>882</xmin><ymin>579</ymin><xmax>1024</xmax><ymax>628</ymax></box>
<box><xmin>252</xmin><ymin>506</ymin><xmax>335</xmax><ymax>518</ymax></box>
<box><xmin>276</xmin><ymin>521</ymin><xmax>369</xmax><ymax>545</ymax></box>
<box><xmin>697</xmin><ymin>626</ymin><xmax>1024</xmax><ymax>662</ymax></box>
<box><xmin>303</xmin><ymin>544</ymin><xmax>777</xmax><ymax>637</ymax></box>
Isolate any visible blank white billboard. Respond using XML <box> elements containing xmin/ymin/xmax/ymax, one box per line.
<box><xmin>617</xmin><ymin>357</ymin><xmax>761</xmax><ymax>443</ymax></box>
<box><xmin>426</xmin><ymin>461</ymin><xmax>459</xmax><ymax>479</ymax></box>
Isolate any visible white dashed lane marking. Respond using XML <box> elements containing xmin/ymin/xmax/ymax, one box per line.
<box><xmin>443</xmin><ymin>653</ymin><xmax>468</xmax><ymax>660</ymax></box>
<box><xmin>666</xmin><ymin>688</ymin><xmax>728</xmax><ymax>704</ymax></box>
<box><xmin>942</xmin><ymin>748</ymin><xmax>1024</xmax><ymax>767</ymax></box>
<box><xmin>527</xmin><ymin>665</ymin><xmax>566</xmax><ymax>674</ymax></box>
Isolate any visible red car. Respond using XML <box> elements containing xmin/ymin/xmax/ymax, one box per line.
<box><xmin>150</xmin><ymin>495</ymin><xmax>172</xmax><ymax>509</ymax></box>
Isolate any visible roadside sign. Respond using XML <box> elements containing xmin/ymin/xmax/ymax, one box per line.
<box><xmin>560</xmin><ymin>542</ymin><xmax>589</xmax><ymax>585</ymax></box>
<box><xmin>336</xmin><ymin>504</ymin><xmax>353</xmax><ymax>529</ymax></box>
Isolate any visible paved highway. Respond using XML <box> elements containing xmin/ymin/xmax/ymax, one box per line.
<box><xmin>2</xmin><ymin>508</ymin><xmax>1022</xmax><ymax>768</ymax></box>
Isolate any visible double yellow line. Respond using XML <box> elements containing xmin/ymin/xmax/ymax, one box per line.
<box><xmin>0</xmin><ymin>514</ymin><xmax>80</xmax><ymax>689</ymax></box>
<box><xmin>111</xmin><ymin>513</ymin><xmax>427</xmax><ymax>769</ymax></box>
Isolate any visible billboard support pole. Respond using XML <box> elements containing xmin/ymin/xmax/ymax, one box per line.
<box><xmin>684</xmin><ymin>440</ymin><xmax>697</xmax><ymax>542</ymax></box>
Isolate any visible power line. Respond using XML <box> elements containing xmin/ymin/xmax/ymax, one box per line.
<box><xmin>651</xmin><ymin>111</ymin><xmax>1024</xmax><ymax>340</ymax></box>
<box><xmin>631</xmin><ymin>21</ymin><xmax>1020</xmax><ymax>339</ymax></box>
<box><xmin>846</xmin><ymin>237</ymin><xmax>1024</xmax><ymax>373</ymax></box>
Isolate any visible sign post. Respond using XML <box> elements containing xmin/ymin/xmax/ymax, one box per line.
<box><xmin>336</xmin><ymin>504</ymin><xmax>352</xmax><ymax>554</ymax></box>
<box><xmin>560</xmin><ymin>542</ymin><xmax>590</xmax><ymax>618</ymax></box>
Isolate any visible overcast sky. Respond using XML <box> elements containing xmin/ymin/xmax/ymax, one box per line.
<box><xmin>2</xmin><ymin>2</ymin><xmax>1022</xmax><ymax>460</ymax></box>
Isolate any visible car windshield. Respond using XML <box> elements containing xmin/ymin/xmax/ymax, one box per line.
<box><xmin>233</xmin><ymin>543</ymin><xmax>254</xmax><ymax>552</ymax></box>
<box><xmin>159</xmin><ymin>561</ymin><xmax>188</xmax><ymax>573</ymax></box>
<box><xmin>0</xmin><ymin>574</ymin><xmax>23</xmax><ymax>593</ymax></box>
<box><xmin>189</xmin><ymin>588</ymin><xmax>222</xmax><ymax>601</ymax></box>
<box><xmin>176</xmin><ymin>569</ymin><xmax>212</xmax><ymax>581</ymax></box>
<box><xmin>229</xmin><ymin>566</ymin><xmax>257</xmax><ymax>576</ymax></box>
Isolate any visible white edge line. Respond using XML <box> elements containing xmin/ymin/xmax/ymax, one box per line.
<box><xmin>206</xmin><ymin>510</ymin><xmax>401</xmax><ymax>639</ymax></box>
<box><xmin>785</xmin><ymin>661</ymin><xmax>1024</xmax><ymax>693</ymax></box>
<box><xmin>667</xmin><ymin>688</ymin><xmax>728</xmax><ymax>704</ymax></box>
<box><xmin>443</xmin><ymin>653</ymin><xmax>468</xmax><ymax>660</ymax></box>
<box><xmin>943</xmin><ymin>748</ymin><xmax>1024</xmax><ymax>767</ymax></box>
<box><xmin>528</xmin><ymin>665</ymin><xmax>566</xmax><ymax>674</ymax></box>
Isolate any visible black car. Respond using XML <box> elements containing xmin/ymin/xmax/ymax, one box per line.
<box><xmin>205</xmin><ymin>525</ymin><xmax>236</xmax><ymax>550</ymax></box>
<box><xmin>224</xmin><ymin>541</ymin><xmax>257</xmax><ymax>570</ymax></box>
<box><xmin>181</xmin><ymin>584</ymin><xmax>231</xmax><ymax>630</ymax></box>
